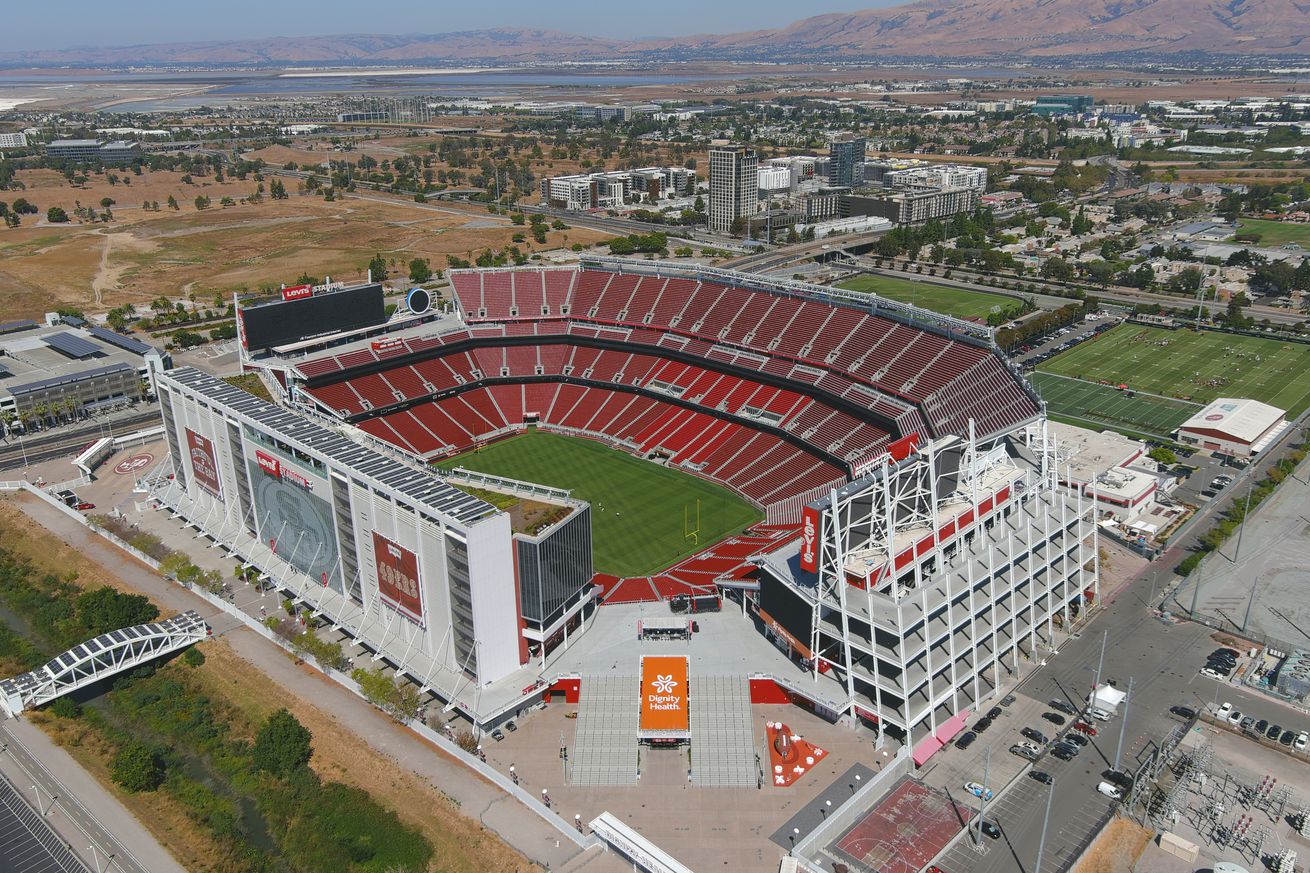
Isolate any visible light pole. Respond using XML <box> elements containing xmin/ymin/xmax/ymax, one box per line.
<box><xmin>1034</xmin><ymin>778</ymin><xmax>1055</xmax><ymax>873</ymax></box>
<box><xmin>973</xmin><ymin>747</ymin><xmax>992</xmax><ymax>844</ymax></box>
<box><xmin>1113</xmin><ymin>676</ymin><xmax>1134</xmax><ymax>773</ymax></box>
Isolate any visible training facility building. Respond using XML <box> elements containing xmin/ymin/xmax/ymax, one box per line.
<box><xmin>0</xmin><ymin>315</ymin><xmax>168</xmax><ymax>426</ymax></box>
<box><xmin>1176</xmin><ymin>397</ymin><xmax>1289</xmax><ymax>458</ymax></box>
<box><xmin>149</xmin><ymin>367</ymin><xmax>596</xmax><ymax>723</ymax></box>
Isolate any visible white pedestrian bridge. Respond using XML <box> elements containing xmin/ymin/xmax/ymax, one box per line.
<box><xmin>0</xmin><ymin>610</ymin><xmax>209</xmax><ymax>718</ymax></box>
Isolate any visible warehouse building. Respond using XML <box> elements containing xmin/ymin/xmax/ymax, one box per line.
<box><xmin>1176</xmin><ymin>397</ymin><xmax>1288</xmax><ymax>458</ymax></box>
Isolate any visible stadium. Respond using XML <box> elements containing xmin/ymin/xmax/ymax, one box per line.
<box><xmin>149</xmin><ymin>258</ymin><xmax>1097</xmax><ymax>760</ymax></box>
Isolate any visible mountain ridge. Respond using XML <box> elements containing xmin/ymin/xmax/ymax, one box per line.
<box><xmin>3</xmin><ymin>0</ymin><xmax>1308</xmax><ymax>67</ymax></box>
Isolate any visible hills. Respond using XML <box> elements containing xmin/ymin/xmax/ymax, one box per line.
<box><xmin>4</xmin><ymin>0</ymin><xmax>1309</xmax><ymax>67</ymax></box>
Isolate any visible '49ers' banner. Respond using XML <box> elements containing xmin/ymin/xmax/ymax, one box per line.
<box><xmin>799</xmin><ymin>505</ymin><xmax>820</xmax><ymax>573</ymax></box>
<box><xmin>372</xmin><ymin>532</ymin><xmax>423</xmax><ymax>624</ymax></box>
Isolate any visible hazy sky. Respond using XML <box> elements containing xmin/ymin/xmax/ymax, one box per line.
<box><xmin>6</xmin><ymin>0</ymin><xmax>906</xmax><ymax>51</ymax></box>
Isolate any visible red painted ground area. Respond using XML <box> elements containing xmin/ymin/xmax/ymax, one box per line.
<box><xmin>833</xmin><ymin>779</ymin><xmax>971</xmax><ymax>873</ymax></box>
<box><xmin>766</xmin><ymin>721</ymin><xmax>827</xmax><ymax>787</ymax></box>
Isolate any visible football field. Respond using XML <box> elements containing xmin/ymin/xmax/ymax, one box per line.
<box><xmin>1030</xmin><ymin>372</ymin><xmax>1200</xmax><ymax>439</ymax></box>
<box><xmin>1037</xmin><ymin>324</ymin><xmax>1310</xmax><ymax>418</ymax></box>
<box><xmin>836</xmin><ymin>273</ymin><xmax>1014</xmax><ymax>319</ymax></box>
<box><xmin>437</xmin><ymin>430</ymin><xmax>762</xmax><ymax>577</ymax></box>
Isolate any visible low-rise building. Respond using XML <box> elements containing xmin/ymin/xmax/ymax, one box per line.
<box><xmin>46</xmin><ymin>139</ymin><xmax>141</xmax><ymax>165</ymax></box>
<box><xmin>1177</xmin><ymin>397</ymin><xmax>1289</xmax><ymax>458</ymax></box>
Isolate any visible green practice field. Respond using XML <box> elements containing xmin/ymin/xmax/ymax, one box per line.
<box><xmin>1031</xmin><ymin>372</ymin><xmax>1199</xmax><ymax>439</ymax></box>
<box><xmin>836</xmin><ymin>273</ymin><xmax>1015</xmax><ymax>319</ymax></box>
<box><xmin>1037</xmin><ymin>324</ymin><xmax>1310</xmax><ymax>419</ymax></box>
<box><xmin>1234</xmin><ymin>218</ymin><xmax>1310</xmax><ymax>247</ymax></box>
<box><xmin>437</xmin><ymin>430</ymin><xmax>762</xmax><ymax>577</ymax></box>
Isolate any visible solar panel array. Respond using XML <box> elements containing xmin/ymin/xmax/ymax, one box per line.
<box><xmin>43</xmin><ymin>331</ymin><xmax>103</xmax><ymax>359</ymax></box>
<box><xmin>8</xmin><ymin>362</ymin><xmax>133</xmax><ymax>397</ymax></box>
<box><xmin>0</xmin><ymin>319</ymin><xmax>37</xmax><ymax>336</ymax></box>
<box><xmin>166</xmin><ymin>368</ymin><xmax>496</xmax><ymax>525</ymax></box>
<box><xmin>87</xmin><ymin>325</ymin><xmax>152</xmax><ymax>355</ymax></box>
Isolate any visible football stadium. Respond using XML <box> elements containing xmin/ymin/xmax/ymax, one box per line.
<box><xmin>147</xmin><ymin>257</ymin><xmax>1099</xmax><ymax>770</ymax></box>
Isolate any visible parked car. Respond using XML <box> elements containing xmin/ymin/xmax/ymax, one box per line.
<box><xmin>1001</xmin><ymin>695</ymin><xmax>1016</xmax><ymax>707</ymax></box>
<box><xmin>1073</xmin><ymin>721</ymin><xmax>1097</xmax><ymax>736</ymax></box>
<box><xmin>964</xmin><ymin>781</ymin><xmax>993</xmax><ymax>801</ymax></box>
<box><xmin>490</xmin><ymin>728</ymin><xmax>506</xmax><ymax>741</ymax></box>
<box><xmin>986</xmin><ymin>706</ymin><xmax>1003</xmax><ymax>720</ymax></box>
<box><xmin>1227</xmin><ymin>710</ymin><xmax>1243</xmax><ymax>726</ymax></box>
<box><xmin>1064</xmin><ymin>733</ymin><xmax>1089</xmax><ymax>747</ymax></box>
<box><xmin>1212</xmin><ymin>648</ymin><xmax>1240</xmax><ymax>659</ymax></box>
<box><xmin>1240</xmin><ymin>716</ymin><xmax>1255</xmax><ymax>732</ymax></box>
<box><xmin>1042</xmin><ymin>711</ymin><xmax>1066</xmax><ymax>726</ymax></box>
<box><xmin>974</xmin><ymin>717</ymin><xmax>993</xmax><ymax>733</ymax></box>
<box><xmin>1170</xmin><ymin>706</ymin><xmax>1196</xmax><ymax>720</ymax></box>
<box><xmin>1021</xmin><ymin>727</ymin><xmax>1047</xmax><ymax>745</ymax></box>
<box><xmin>1010</xmin><ymin>744</ymin><xmax>1039</xmax><ymax>761</ymax></box>
<box><xmin>1103</xmin><ymin>770</ymin><xmax>1134</xmax><ymax>790</ymax></box>
<box><xmin>1049</xmin><ymin>700</ymin><xmax>1076</xmax><ymax>716</ymax></box>
<box><xmin>1267</xmin><ymin>724</ymin><xmax>1282</xmax><ymax>740</ymax></box>
<box><xmin>979</xmin><ymin>820</ymin><xmax>1001</xmax><ymax>840</ymax></box>
<box><xmin>955</xmin><ymin>731</ymin><xmax>978</xmax><ymax>750</ymax></box>
<box><xmin>1295</xmin><ymin>731</ymin><xmax>1309</xmax><ymax>752</ymax></box>
<box><xmin>1199</xmin><ymin>668</ymin><xmax>1226</xmax><ymax>680</ymax></box>
<box><xmin>505</xmin><ymin>720</ymin><xmax>517</xmax><ymax>733</ymax></box>
<box><xmin>1052</xmin><ymin>745</ymin><xmax>1077</xmax><ymax>761</ymax></box>
<box><xmin>1096</xmin><ymin>782</ymin><xmax>1124</xmax><ymax>800</ymax></box>
<box><xmin>1030</xmin><ymin>770</ymin><xmax>1053</xmax><ymax>785</ymax></box>
<box><xmin>1217</xmin><ymin>702</ymin><xmax>1233</xmax><ymax>719</ymax></box>
<box><xmin>1280</xmin><ymin>730</ymin><xmax>1296</xmax><ymax>746</ymax></box>
<box><xmin>74</xmin><ymin>502</ymin><xmax>96</xmax><ymax>511</ymax></box>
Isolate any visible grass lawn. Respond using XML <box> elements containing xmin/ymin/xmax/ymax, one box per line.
<box><xmin>1032</xmin><ymin>372</ymin><xmax>1200</xmax><ymax>439</ymax></box>
<box><xmin>437</xmin><ymin>430</ymin><xmax>762</xmax><ymax>577</ymax></box>
<box><xmin>1037</xmin><ymin>324</ymin><xmax>1310</xmax><ymax>418</ymax></box>
<box><xmin>836</xmin><ymin>273</ymin><xmax>1016</xmax><ymax>319</ymax></box>
<box><xmin>1234</xmin><ymin>218</ymin><xmax>1310</xmax><ymax>247</ymax></box>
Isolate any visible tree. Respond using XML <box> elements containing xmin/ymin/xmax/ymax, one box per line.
<box><xmin>166</xmin><ymin>195</ymin><xmax>179</xmax><ymax>211</ymax></box>
<box><xmin>1167</xmin><ymin>266</ymin><xmax>1205</xmax><ymax>295</ymax></box>
<box><xmin>75</xmin><ymin>586</ymin><xmax>159</xmax><ymax>635</ymax></box>
<box><xmin>367</xmin><ymin>253</ymin><xmax>389</xmax><ymax>281</ymax></box>
<box><xmin>252</xmin><ymin>708</ymin><xmax>313</xmax><ymax>776</ymax></box>
<box><xmin>1041</xmin><ymin>257</ymin><xmax>1075</xmax><ymax>281</ymax></box>
<box><xmin>100</xmin><ymin>197</ymin><xmax>115</xmax><ymax>209</ymax></box>
<box><xmin>1149</xmin><ymin>447</ymin><xmax>1177</xmax><ymax>466</ymax></box>
<box><xmin>11</xmin><ymin>198</ymin><xmax>36</xmax><ymax>215</ymax></box>
<box><xmin>408</xmin><ymin>258</ymin><xmax>432</xmax><ymax>283</ymax></box>
<box><xmin>269</xmin><ymin>178</ymin><xmax>288</xmax><ymax>200</ymax></box>
<box><xmin>111</xmin><ymin>741</ymin><xmax>165</xmax><ymax>793</ymax></box>
<box><xmin>46</xmin><ymin>206</ymin><xmax>69</xmax><ymax>223</ymax></box>
<box><xmin>193</xmin><ymin>195</ymin><xmax>210</xmax><ymax>211</ymax></box>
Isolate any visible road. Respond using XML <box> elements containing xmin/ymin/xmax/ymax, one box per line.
<box><xmin>931</xmin><ymin>420</ymin><xmax>1309</xmax><ymax>873</ymax></box>
<box><xmin>0</xmin><ymin>717</ymin><xmax>187</xmax><ymax>873</ymax></box>
<box><xmin>0</xmin><ymin>409</ymin><xmax>162</xmax><ymax>474</ymax></box>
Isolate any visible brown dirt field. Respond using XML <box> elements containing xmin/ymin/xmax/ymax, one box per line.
<box><xmin>14</xmin><ymin>168</ymin><xmax>266</xmax><ymax>221</ymax></box>
<box><xmin>0</xmin><ymin>186</ymin><xmax>610</xmax><ymax>321</ymax></box>
<box><xmin>1072</xmin><ymin>817</ymin><xmax>1154</xmax><ymax>873</ymax></box>
<box><xmin>0</xmin><ymin>501</ymin><xmax>531</xmax><ymax>873</ymax></box>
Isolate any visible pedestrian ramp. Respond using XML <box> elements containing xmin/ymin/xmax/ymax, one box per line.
<box><xmin>570</xmin><ymin>675</ymin><xmax>639</xmax><ymax>786</ymax></box>
<box><xmin>690</xmin><ymin>675</ymin><xmax>757</xmax><ymax>787</ymax></box>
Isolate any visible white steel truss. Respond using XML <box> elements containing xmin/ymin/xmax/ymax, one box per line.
<box><xmin>0</xmin><ymin>611</ymin><xmax>209</xmax><ymax>717</ymax></box>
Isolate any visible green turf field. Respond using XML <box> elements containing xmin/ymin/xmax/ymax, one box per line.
<box><xmin>437</xmin><ymin>430</ymin><xmax>762</xmax><ymax>577</ymax></box>
<box><xmin>1036</xmin><ymin>324</ymin><xmax>1310</xmax><ymax>418</ymax></box>
<box><xmin>836</xmin><ymin>274</ymin><xmax>1015</xmax><ymax>319</ymax></box>
<box><xmin>1235</xmin><ymin>218</ymin><xmax>1310</xmax><ymax>247</ymax></box>
<box><xmin>1031</xmin><ymin>372</ymin><xmax>1200</xmax><ymax>438</ymax></box>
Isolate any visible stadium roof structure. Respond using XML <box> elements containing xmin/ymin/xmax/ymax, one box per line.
<box><xmin>88</xmin><ymin>325</ymin><xmax>153</xmax><ymax>355</ymax></box>
<box><xmin>1179</xmin><ymin>397</ymin><xmax>1286</xmax><ymax>446</ymax></box>
<box><xmin>166</xmin><ymin>368</ymin><xmax>498</xmax><ymax>525</ymax></box>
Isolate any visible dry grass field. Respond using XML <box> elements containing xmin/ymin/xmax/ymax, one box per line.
<box><xmin>0</xmin><ymin>165</ymin><xmax>610</xmax><ymax>321</ymax></box>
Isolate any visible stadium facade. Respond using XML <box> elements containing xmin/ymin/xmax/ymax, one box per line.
<box><xmin>151</xmin><ymin>368</ymin><xmax>595</xmax><ymax>703</ymax></box>
<box><xmin>149</xmin><ymin>260</ymin><xmax>1096</xmax><ymax>750</ymax></box>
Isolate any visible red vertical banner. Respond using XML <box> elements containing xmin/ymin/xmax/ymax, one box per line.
<box><xmin>185</xmin><ymin>429</ymin><xmax>222</xmax><ymax>498</ymax></box>
<box><xmin>372</xmin><ymin>532</ymin><xmax>423</xmax><ymax>623</ymax></box>
<box><xmin>799</xmin><ymin>505</ymin><xmax>820</xmax><ymax>573</ymax></box>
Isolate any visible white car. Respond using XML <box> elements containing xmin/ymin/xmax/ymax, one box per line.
<box><xmin>1296</xmin><ymin>731</ymin><xmax>1309</xmax><ymax>752</ymax></box>
<box><xmin>964</xmin><ymin>781</ymin><xmax>994</xmax><ymax>801</ymax></box>
<box><xmin>1217</xmin><ymin>702</ymin><xmax>1233</xmax><ymax>719</ymax></box>
<box><xmin>1096</xmin><ymin>781</ymin><xmax>1123</xmax><ymax>800</ymax></box>
<box><xmin>1227</xmin><ymin>710</ymin><xmax>1243</xmax><ymax>726</ymax></box>
<box><xmin>1200</xmin><ymin>668</ymin><xmax>1226</xmax><ymax>680</ymax></box>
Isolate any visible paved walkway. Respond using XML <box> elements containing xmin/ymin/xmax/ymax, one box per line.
<box><xmin>7</xmin><ymin>491</ymin><xmax>621</xmax><ymax>873</ymax></box>
<box><xmin>0</xmin><ymin>718</ymin><xmax>188</xmax><ymax>873</ymax></box>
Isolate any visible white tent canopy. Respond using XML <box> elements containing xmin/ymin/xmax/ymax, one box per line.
<box><xmin>1088</xmin><ymin>685</ymin><xmax>1127</xmax><ymax>711</ymax></box>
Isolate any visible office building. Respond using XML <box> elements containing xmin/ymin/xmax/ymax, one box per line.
<box><xmin>708</xmin><ymin>144</ymin><xmax>758</xmax><ymax>234</ymax></box>
<box><xmin>828</xmin><ymin>133</ymin><xmax>866</xmax><ymax>189</ymax></box>
<box><xmin>845</xmin><ymin>187</ymin><xmax>979</xmax><ymax>226</ymax></box>
<box><xmin>0</xmin><ymin>132</ymin><xmax>28</xmax><ymax>149</ymax></box>
<box><xmin>1031</xmin><ymin>96</ymin><xmax>1095</xmax><ymax>117</ymax></box>
<box><xmin>46</xmin><ymin>139</ymin><xmax>141</xmax><ymax>165</ymax></box>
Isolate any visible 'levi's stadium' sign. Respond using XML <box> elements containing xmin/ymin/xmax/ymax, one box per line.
<box><xmin>799</xmin><ymin>505</ymin><xmax>820</xmax><ymax>573</ymax></box>
<box><xmin>639</xmin><ymin>655</ymin><xmax>689</xmax><ymax>733</ymax></box>
<box><xmin>281</xmin><ymin>284</ymin><xmax>313</xmax><ymax>301</ymax></box>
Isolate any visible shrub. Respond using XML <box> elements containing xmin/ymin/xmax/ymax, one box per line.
<box><xmin>111</xmin><ymin>741</ymin><xmax>165</xmax><ymax>792</ymax></box>
<box><xmin>181</xmin><ymin>647</ymin><xmax>206</xmax><ymax>667</ymax></box>
<box><xmin>252</xmin><ymin>709</ymin><xmax>313</xmax><ymax>776</ymax></box>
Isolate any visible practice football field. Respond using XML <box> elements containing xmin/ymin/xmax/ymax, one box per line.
<box><xmin>437</xmin><ymin>430</ymin><xmax>762</xmax><ymax>577</ymax></box>
<box><xmin>1030</xmin><ymin>372</ymin><xmax>1200</xmax><ymax>439</ymax></box>
<box><xmin>836</xmin><ymin>274</ymin><xmax>1014</xmax><ymax>319</ymax></box>
<box><xmin>1036</xmin><ymin>324</ymin><xmax>1310</xmax><ymax>419</ymax></box>
<box><xmin>1234</xmin><ymin>218</ymin><xmax>1310</xmax><ymax>247</ymax></box>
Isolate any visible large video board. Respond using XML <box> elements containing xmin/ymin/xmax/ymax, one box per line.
<box><xmin>240</xmin><ymin>283</ymin><xmax>386</xmax><ymax>351</ymax></box>
<box><xmin>247</xmin><ymin>449</ymin><xmax>341</xmax><ymax>591</ymax></box>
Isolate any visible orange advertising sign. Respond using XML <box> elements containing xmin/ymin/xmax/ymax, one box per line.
<box><xmin>639</xmin><ymin>656</ymin><xmax>689</xmax><ymax>733</ymax></box>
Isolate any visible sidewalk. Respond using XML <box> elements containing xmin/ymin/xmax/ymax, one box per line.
<box><xmin>0</xmin><ymin>718</ymin><xmax>188</xmax><ymax>873</ymax></box>
<box><xmin>6</xmin><ymin>490</ymin><xmax>621</xmax><ymax>873</ymax></box>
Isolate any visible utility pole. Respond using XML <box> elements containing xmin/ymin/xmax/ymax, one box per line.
<box><xmin>1233</xmin><ymin>476</ymin><xmax>1255</xmax><ymax>563</ymax></box>
<box><xmin>1035</xmin><ymin>778</ymin><xmax>1055</xmax><ymax>873</ymax></box>
<box><xmin>1114</xmin><ymin>676</ymin><xmax>1134</xmax><ymax>773</ymax></box>
<box><xmin>1093</xmin><ymin>628</ymin><xmax>1108</xmax><ymax>698</ymax></box>
<box><xmin>974</xmin><ymin>746</ymin><xmax>992</xmax><ymax>843</ymax></box>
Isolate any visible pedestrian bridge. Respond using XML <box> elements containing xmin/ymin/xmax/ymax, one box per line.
<box><xmin>0</xmin><ymin>610</ymin><xmax>209</xmax><ymax>717</ymax></box>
